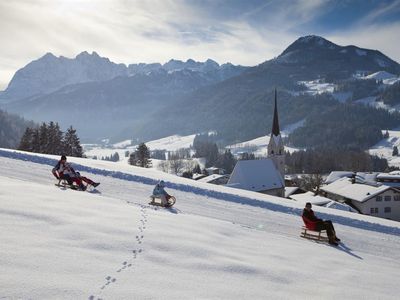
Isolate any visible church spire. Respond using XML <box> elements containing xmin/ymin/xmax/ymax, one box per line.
<box><xmin>272</xmin><ymin>88</ymin><xmax>280</xmax><ymax>136</ymax></box>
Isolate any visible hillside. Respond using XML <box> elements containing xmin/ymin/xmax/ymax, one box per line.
<box><xmin>1</xmin><ymin>149</ymin><xmax>400</xmax><ymax>299</ymax></box>
<box><xmin>0</xmin><ymin>108</ymin><xmax>35</xmax><ymax>148</ymax></box>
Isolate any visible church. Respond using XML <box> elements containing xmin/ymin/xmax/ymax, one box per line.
<box><xmin>227</xmin><ymin>89</ymin><xmax>285</xmax><ymax>197</ymax></box>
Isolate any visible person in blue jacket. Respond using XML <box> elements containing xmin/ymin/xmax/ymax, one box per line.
<box><xmin>152</xmin><ymin>180</ymin><xmax>171</xmax><ymax>206</ymax></box>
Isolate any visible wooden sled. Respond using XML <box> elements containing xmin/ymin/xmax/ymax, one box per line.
<box><xmin>149</xmin><ymin>195</ymin><xmax>176</xmax><ymax>207</ymax></box>
<box><xmin>55</xmin><ymin>179</ymin><xmax>92</xmax><ymax>191</ymax></box>
<box><xmin>300</xmin><ymin>226</ymin><xmax>328</xmax><ymax>241</ymax></box>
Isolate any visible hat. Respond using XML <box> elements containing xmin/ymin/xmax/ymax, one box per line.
<box><xmin>61</xmin><ymin>155</ymin><xmax>67</xmax><ymax>161</ymax></box>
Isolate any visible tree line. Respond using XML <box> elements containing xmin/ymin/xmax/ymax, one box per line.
<box><xmin>285</xmin><ymin>147</ymin><xmax>388</xmax><ymax>174</ymax></box>
<box><xmin>18</xmin><ymin>122</ymin><xmax>83</xmax><ymax>157</ymax></box>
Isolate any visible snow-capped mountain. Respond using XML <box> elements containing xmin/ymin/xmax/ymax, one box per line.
<box><xmin>262</xmin><ymin>35</ymin><xmax>400</xmax><ymax>80</ymax></box>
<box><xmin>0</xmin><ymin>52</ymin><xmax>246</xmax><ymax>103</ymax></box>
<box><xmin>2</xmin><ymin>52</ymin><xmax>127</xmax><ymax>101</ymax></box>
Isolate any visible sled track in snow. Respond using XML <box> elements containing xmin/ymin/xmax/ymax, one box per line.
<box><xmin>1</xmin><ymin>149</ymin><xmax>400</xmax><ymax>237</ymax></box>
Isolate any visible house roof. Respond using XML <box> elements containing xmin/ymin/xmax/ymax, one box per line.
<box><xmin>325</xmin><ymin>171</ymin><xmax>378</xmax><ymax>185</ymax></box>
<box><xmin>289</xmin><ymin>191</ymin><xmax>331</xmax><ymax>206</ymax></box>
<box><xmin>321</xmin><ymin>177</ymin><xmax>396</xmax><ymax>203</ymax></box>
<box><xmin>324</xmin><ymin>201</ymin><xmax>357</xmax><ymax>213</ymax></box>
<box><xmin>325</xmin><ymin>171</ymin><xmax>354</xmax><ymax>184</ymax></box>
<box><xmin>192</xmin><ymin>173</ymin><xmax>207</xmax><ymax>180</ymax></box>
<box><xmin>284</xmin><ymin>186</ymin><xmax>301</xmax><ymax>198</ymax></box>
<box><xmin>226</xmin><ymin>159</ymin><xmax>284</xmax><ymax>192</ymax></box>
<box><xmin>197</xmin><ymin>174</ymin><xmax>229</xmax><ymax>183</ymax></box>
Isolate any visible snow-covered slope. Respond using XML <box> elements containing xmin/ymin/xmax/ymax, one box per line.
<box><xmin>1</xmin><ymin>149</ymin><xmax>400</xmax><ymax>299</ymax></box>
<box><xmin>363</xmin><ymin>71</ymin><xmax>400</xmax><ymax>85</ymax></box>
<box><xmin>369</xmin><ymin>130</ymin><xmax>400</xmax><ymax>167</ymax></box>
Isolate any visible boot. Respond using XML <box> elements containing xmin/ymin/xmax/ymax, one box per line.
<box><xmin>329</xmin><ymin>237</ymin><xmax>338</xmax><ymax>246</ymax></box>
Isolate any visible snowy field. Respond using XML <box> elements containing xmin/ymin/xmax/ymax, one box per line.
<box><xmin>1</xmin><ymin>148</ymin><xmax>400</xmax><ymax>299</ymax></box>
<box><xmin>84</xmin><ymin>130</ymin><xmax>301</xmax><ymax>165</ymax></box>
<box><xmin>369</xmin><ymin>130</ymin><xmax>400</xmax><ymax>167</ymax></box>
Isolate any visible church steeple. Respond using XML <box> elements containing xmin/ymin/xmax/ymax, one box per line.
<box><xmin>267</xmin><ymin>88</ymin><xmax>285</xmax><ymax>184</ymax></box>
<box><xmin>272</xmin><ymin>89</ymin><xmax>280</xmax><ymax>136</ymax></box>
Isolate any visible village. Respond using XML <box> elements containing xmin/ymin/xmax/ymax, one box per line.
<box><xmin>83</xmin><ymin>90</ymin><xmax>400</xmax><ymax>223</ymax></box>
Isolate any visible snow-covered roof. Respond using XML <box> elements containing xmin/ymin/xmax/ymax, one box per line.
<box><xmin>325</xmin><ymin>171</ymin><xmax>354</xmax><ymax>184</ymax></box>
<box><xmin>197</xmin><ymin>174</ymin><xmax>229</xmax><ymax>183</ymax></box>
<box><xmin>325</xmin><ymin>171</ymin><xmax>378</xmax><ymax>185</ymax></box>
<box><xmin>321</xmin><ymin>177</ymin><xmax>395</xmax><ymax>203</ymax></box>
<box><xmin>284</xmin><ymin>186</ymin><xmax>301</xmax><ymax>198</ymax></box>
<box><xmin>377</xmin><ymin>173</ymin><xmax>400</xmax><ymax>181</ymax></box>
<box><xmin>289</xmin><ymin>191</ymin><xmax>331</xmax><ymax>206</ymax></box>
<box><xmin>324</xmin><ymin>201</ymin><xmax>357</xmax><ymax>213</ymax></box>
<box><xmin>192</xmin><ymin>173</ymin><xmax>207</xmax><ymax>180</ymax></box>
<box><xmin>227</xmin><ymin>159</ymin><xmax>284</xmax><ymax>192</ymax></box>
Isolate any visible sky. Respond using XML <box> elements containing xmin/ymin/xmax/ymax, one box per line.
<box><xmin>0</xmin><ymin>0</ymin><xmax>400</xmax><ymax>90</ymax></box>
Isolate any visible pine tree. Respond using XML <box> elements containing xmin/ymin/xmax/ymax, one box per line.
<box><xmin>47</xmin><ymin>122</ymin><xmax>64</xmax><ymax>155</ymax></box>
<box><xmin>130</xmin><ymin>143</ymin><xmax>151</xmax><ymax>168</ymax></box>
<box><xmin>39</xmin><ymin>122</ymin><xmax>48</xmax><ymax>153</ymax></box>
<box><xmin>63</xmin><ymin>126</ymin><xmax>83</xmax><ymax>157</ymax></box>
<box><xmin>18</xmin><ymin>127</ymin><xmax>34</xmax><ymax>151</ymax></box>
<box><xmin>31</xmin><ymin>128</ymin><xmax>41</xmax><ymax>152</ymax></box>
<box><xmin>393</xmin><ymin>146</ymin><xmax>399</xmax><ymax>156</ymax></box>
<box><xmin>216</xmin><ymin>150</ymin><xmax>236</xmax><ymax>173</ymax></box>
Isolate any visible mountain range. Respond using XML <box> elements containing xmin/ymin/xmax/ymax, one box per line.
<box><xmin>1</xmin><ymin>35</ymin><xmax>400</xmax><ymax>146</ymax></box>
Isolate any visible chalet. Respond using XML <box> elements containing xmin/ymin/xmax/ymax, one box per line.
<box><xmin>321</xmin><ymin>177</ymin><xmax>400</xmax><ymax>221</ymax></box>
<box><xmin>289</xmin><ymin>191</ymin><xmax>356</xmax><ymax>212</ymax></box>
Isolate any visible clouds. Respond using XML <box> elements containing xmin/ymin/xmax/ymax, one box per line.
<box><xmin>0</xmin><ymin>0</ymin><xmax>399</xmax><ymax>90</ymax></box>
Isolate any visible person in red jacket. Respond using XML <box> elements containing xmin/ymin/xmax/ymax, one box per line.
<box><xmin>302</xmin><ymin>202</ymin><xmax>340</xmax><ymax>246</ymax></box>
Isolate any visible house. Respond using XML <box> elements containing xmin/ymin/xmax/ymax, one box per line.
<box><xmin>321</xmin><ymin>177</ymin><xmax>400</xmax><ymax>221</ymax></box>
<box><xmin>205</xmin><ymin>167</ymin><xmax>226</xmax><ymax>175</ymax></box>
<box><xmin>376</xmin><ymin>172</ymin><xmax>400</xmax><ymax>188</ymax></box>
<box><xmin>197</xmin><ymin>174</ymin><xmax>230</xmax><ymax>185</ymax></box>
<box><xmin>226</xmin><ymin>159</ymin><xmax>284</xmax><ymax>197</ymax></box>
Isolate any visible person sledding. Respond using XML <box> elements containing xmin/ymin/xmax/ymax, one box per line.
<box><xmin>302</xmin><ymin>202</ymin><xmax>341</xmax><ymax>246</ymax></box>
<box><xmin>150</xmin><ymin>180</ymin><xmax>175</xmax><ymax>207</ymax></box>
<box><xmin>52</xmin><ymin>155</ymin><xmax>99</xmax><ymax>190</ymax></box>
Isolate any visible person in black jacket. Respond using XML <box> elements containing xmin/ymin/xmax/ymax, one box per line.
<box><xmin>302</xmin><ymin>202</ymin><xmax>340</xmax><ymax>246</ymax></box>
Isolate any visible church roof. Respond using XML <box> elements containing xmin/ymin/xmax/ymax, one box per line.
<box><xmin>271</xmin><ymin>89</ymin><xmax>280</xmax><ymax>136</ymax></box>
<box><xmin>226</xmin><ymin>159</ymin><xmax>284</xmax><ymax>192</ymax></box>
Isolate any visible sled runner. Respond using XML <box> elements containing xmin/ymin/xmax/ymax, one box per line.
<box><xmin>300</xmin><ymin>226</ymin><xmax>328</xmax><ymax>241</ymax></box>
<box><xmin>149</xmin><ymin>195</ymin><xmax>176</xmax><ymax>207</ymax></box>
<box><xmin>55</xmin><ymin>179</ymin><xmax>98</xmax><ymax>191</ymax></box>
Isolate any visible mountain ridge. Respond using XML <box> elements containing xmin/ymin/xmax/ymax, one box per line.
<box><xmin>2</xmin><ymin>35</ymin><xmax>400</xmax><ymax>144</ymax></box>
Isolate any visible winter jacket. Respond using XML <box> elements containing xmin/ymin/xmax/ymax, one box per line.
<box><xmin>302</xmin><ymin>208</ymin><xmax>322</xmax><ymax>231</ymax></box>
<box><xmin>153</xmin><ymin>184</ymin><xmax>168</xmax><ymax>196</ymax></box>
<box><xmin>52</xmin><ymin>161</ymin><xmax>76</xmax><ymax>178</ymax></box>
